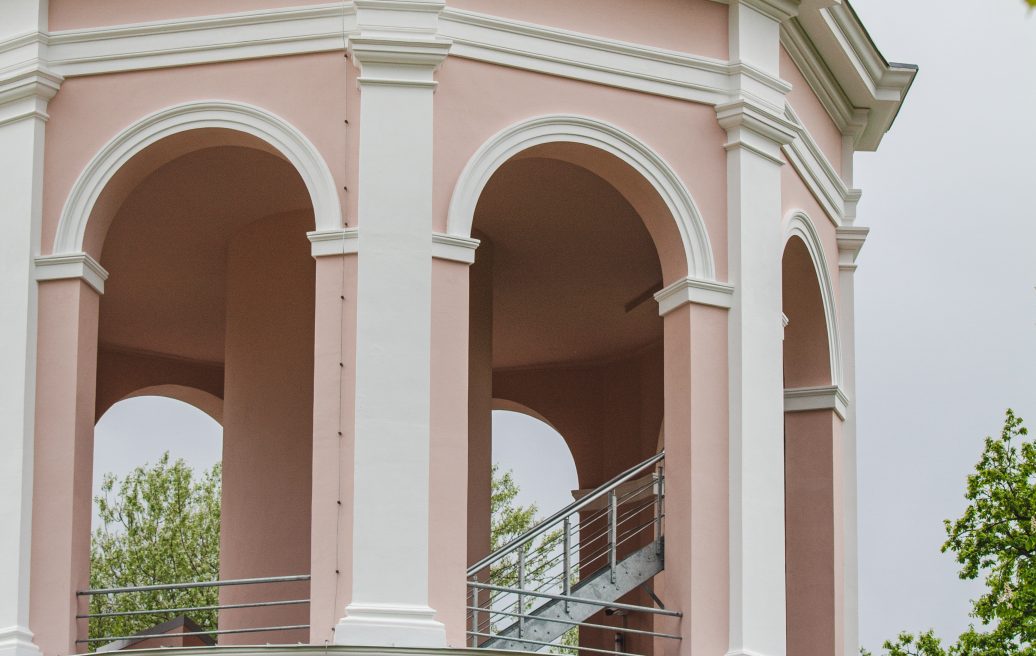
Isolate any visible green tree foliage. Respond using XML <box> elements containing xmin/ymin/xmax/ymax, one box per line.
<box><xmin>490</xmin><ymin>464</ymin><xmax>578</xmax><ymax>653</ymax></box>
<box><xmin>89</xmin><ymin>453</ymin><xmax>221</xmax><ymax>645</ymax></box>
<box><xmin>865</xmin><ymin>410</ymin><xmax>1036</xmax><ymax>656</ymax></box>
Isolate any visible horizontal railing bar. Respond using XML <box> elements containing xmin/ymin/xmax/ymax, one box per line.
<box><xmin>77</xmin><ymin>598</ymin><xmax>309</xmax><ymax>619</ymax></box>
<box><xmin>468</xmin><ymin>452</ymin><xmax>664</xmax><ymax>575</ymax></box>
<box><xmin>468</xmin><ymin>582</ymin><xmax>681</xmax><ymax>617</ymax></box>
<box><xmin>76</xmin><ymin>624</ymin><xmax>309</xmax><ymax>644</ymax></box>
<box><xmin>466</xmin><ymin>606</ymin><xmax>682</xmax><ymax>640</ymax></box>
<box><xmin>79</xmin><ymin>575</ymin><xmax>310</xmax><ymax>596</ymax></box>
<box><xmin>466</xmin><ymin>630</ymin><xmax>647</xmax><ymax>656</ymax></box>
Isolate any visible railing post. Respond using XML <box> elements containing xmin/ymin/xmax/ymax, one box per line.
<box><xmin>655</xmin><ymin>464</ymin><xmax>665</xmax><ymax>556</ymax></box>
<box><xmin>517</xmin><ymin>549</ymin><xmax>525</xmax><ymax>639</ymax></box>
<box><xmin>608</xmin><ymin>490</ymin><xmax>618</xmax><ymax>584</ymax></box>
<box><xmin>562</xmin><ymin>517</ymin><xmax>572</xmax><ymax>613</ymax></box>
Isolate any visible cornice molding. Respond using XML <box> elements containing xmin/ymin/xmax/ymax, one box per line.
<box><xmin>781</xmin><ymin>104</ymin><xmax>861</xmax><ymax>227</ymax></box>
<box><xmin>431</xmin><ymin>232</ymin><xmax>479</xmax><ymax>264</ymax></box>
<box><xmin>784</xmin><ymin>384</ymin><xmax>848</xmax><ymax>420</ymax></box>
<box><xmin>34</xmin><ymin>252</ymin><xmax>108</xmax><ymax>295</ymax></box>
<box><xmin>46</xmin><ymin>3</ymin><xmax>352</xmax><ymax>77</ymax></box>
<box><xmin>308</xmin><ymin>228</ymin><xmax>359</xmax><ymax>257</ymax></box>
<box><xmin>835</xmin><ymin>225</ymin><xmax>868</xmax><ymax>271</ymax></box>
<box><xmin>654</xmin><ymin>277</ymin><xmax>734</xmax><ymax>315</ymax></box>
<box><xmin>0</xmin><ymin>64</ymin><xmax>63</xmax><ymax>126</ymax></box>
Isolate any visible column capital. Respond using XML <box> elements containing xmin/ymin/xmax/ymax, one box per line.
<box><xmin>717</xmin><ymin>98</ymin><xmax>798</xmax><ymax>164</ymax></box>
<box><xmin>784</xmin><ymin>385</ymin><xmax>849</xmax><ymax>420</ymax></box>
<box><xmin>349</xmin><ymin>0</ymin><xmax>451</xmax><ymax>87</ymax></box>
<box><xmin>34</xmin><ymin>253</ymin><xmax>109</xmax><ymax>295</ymax></box>
<box><xmin>0</xmin><ymin>64</ymin><xmax>62</xmax><ymax>126</ymax></box>
<box><xmin>835</xmin><ymin>225</ymin><xmax>869</xmax><ymax>272</ymax></box>
<box><xmin>654</xmin><ymin>276</ymin><xmax>734</xmax><ymax>315</ymax></box>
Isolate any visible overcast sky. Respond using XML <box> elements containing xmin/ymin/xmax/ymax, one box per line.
<box><xmin>93</xmin><ymin>1</ymin><xmax>1036</xmax><ymax>651</ymax></box>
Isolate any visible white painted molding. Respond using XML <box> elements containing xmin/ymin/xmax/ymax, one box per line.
<box><xmin>783</xmin><ymin>210</ymin><xmax>843</xmax><ymax>387</ymax></box>
<box><xmin>784</xmin><ymin>384</ymin><xmax>848</xmax><ymax>420</ymax></box>
<box><xmin>795</xmin><ymin>3</ymin><xmax>916</xmax><ymax>150</ymax></box>
<box><xmin>782</xmin><ymin>104</ymin><xmax>862</xmax><ymax>227</ymax></box>
<box><xmin>45</xmin><ymin>3</ymin><xmax>353</xmax><ymax>77</ymax></box>
<box><xmin>440</xmin><ymin>8</ymin><xmax>733</xmax><ymax>106</ymax></box>
<box><xmin>447</xmin><ymin>114</ymin><xmax>716</xmax><ymax>281</ymax></box>
<box><xmin>780</xmin><ymin>18</ymin><xmax>864</xmax><ymax>139</ymax></box>
<box><xmin>0</xmin><ymin>66</ymin><xmax>63</xmax><ymax>127</ymax></box>
<box><xmin>52</xmin><ymin>100</ymin><xmax>343</xmax><ymax>256</ymax></box>
<box><xmin>717</xmin><ymin>98</ymin><xmax>798</xmax><ymax>165</ymax></box>
<box><xmin>350</xmin><ymin>37</ymin><xmax>451</xmax><ymax>88</ymax></box>
<box><xmin>431</xmin><ymin>232</ymin><xmax>479</xmax><ymax>264</ymax></box>
<box><xmin>34</xmin><ymin>252</ymin><xmax>108</xmax><ymax>294</ymax></box>
<box><xmin>308</xmin><ymin>228</ymin><xmax>358</xmax><ymax>257</ymax></box>
<box><xmin>335</xmin><ymin>603</ymin><xmax>446</xmax><ymax>648</ymax></box>
<box><xmin>654</xmin><ymin>277</ymin><xmax>734</xmax><ymax>315</ymax></box>
<box><xmin>0</xmin><ymin>626</ymin><xmax>43</xmax><ymax>656</ymax></box>
<box><xmin>0</xmin><ymin>1</ymin><xmax>911</xmax><ymax>154</ymax></box>
<box><xmin>836</xmin><ymin>225</ymin><xmax>868</xmax><ymax>272</ymax></box>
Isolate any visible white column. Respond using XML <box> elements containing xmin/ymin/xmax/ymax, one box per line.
<box><xmin>0</xmin><ymin>2</ymin><xmax>59</xmax><ymax>655</ymax></box>
<box><xmin>836</xmin><ymin>226</ymin><xmax>867</xmax><ymax>656</ymax></box>
<box><xmin>717</xmin><ymin>2</ymin><xmax>798</xmax><ymax>655</ymax></box>
<box><xmin>333</xmin><ymin>0</ymin><xmax>451</xmax><ymax>647</ymax></box>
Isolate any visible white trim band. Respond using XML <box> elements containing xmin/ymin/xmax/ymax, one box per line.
<box><xmin>431</xmin><ymin>232</ymin><xmax>479</xmax><ymax>264</ymax></box>
<box><xmin>34</xmin><ymin>252</ymin><xmax>109</xmax><ymax>294</ymax></box>
<box><xmin>308</xmin><ymin>228</ymin><xmax>358</xmax><ymax>257</ymax></box>
<box><xmin>654</xmin><ymin>276</ymin><xmax>734</xmax><ymax>315</ymax></box>
<box><xmin>784</xmin><ymin>385</ymin><xmax>849</xmax><ymax>420</ymax></box>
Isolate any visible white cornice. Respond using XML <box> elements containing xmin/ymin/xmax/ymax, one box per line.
<box><xmin>654</xmin><ymin>277</ymin><xmax>734</xmax><ymax>315</ymax></box>
<box><xmin>796</xmin><ymin>2</ymin><xmax>916</xmax><ymax>150</ymax></box>
<box><xmin>308</xmin><ymin>228</ymin><xmax>359</xmax><ymax>257</ymax></box>
<box><xmin>784</xmin><ymin>384</ymin><xmax>848</xmax><ymax>420</ymax></box>
<box><xmin>46</xmin><ymin>3</ymin><xmax>352</xmax><ymax>77</ymax></box>
<box><xmin>440</xmin><ymin>7</ymin><xmax>734</xmax><ymax>106</ymax></box>
<box><xmin>835</xmin><ymin>225</ymin><xmax>868</xmax><ymax>271</ymax></box>
<box><xmin>34</xmin><ymin>252</ymin><xmax>108</xmax><ymax>294</ymax></box>
<box><xmin>0</xmin><ymin>64</ymin><xmax>63</xmax><ymax>126</ymax></box>
<box><xmin>7</xmin><ymin>0</ymin><xmax>908</xmax><ymax>152</ymax></box>
<box><xmin>431</xmin><ymin>232</ymin><xmax>479</xmax><ymax>264</ymax></box>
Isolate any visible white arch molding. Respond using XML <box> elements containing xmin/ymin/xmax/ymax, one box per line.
<box><xmin>446</xmin><ymin>114</ymin><xmax>717</xmax><ymax>282</ymax></box>
<box><xmin>51</xmin><ymin>100</ymin><xmax>342</xmax><ymax>255</ymax></box>
<box><xmin>783</xmin><ymin>210</ymin><xmax>843</xmax><ymax>387</ymax></box>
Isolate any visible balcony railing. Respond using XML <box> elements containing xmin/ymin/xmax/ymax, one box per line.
<box><xmin>77</xmin><ymin>574</ymin><xmax>310</xmax><ymax>648</ymax></box>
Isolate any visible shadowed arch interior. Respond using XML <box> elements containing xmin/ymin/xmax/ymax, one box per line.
<box><xmin>782</xmin><ymin>235</ymin><xmax>832</xmax><ymax>388</ymax></box>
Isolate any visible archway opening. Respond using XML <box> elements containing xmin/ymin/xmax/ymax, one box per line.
<box><xmin>80</xmin><ymin>129</ymin><xmax>316</xmax><ymax>648</ymax></box>
<box><xmin>467</xmin><ymin>143</ymin><xmax>669</xmax><ymax>655</ymax></box>
<box><xmin>782</xmin><ymin>231</ymin><xmax>842</xmax><ymax>656</ymax></box>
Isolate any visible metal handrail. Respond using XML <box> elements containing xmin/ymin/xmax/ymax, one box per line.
<box><xmin>467</xmin><ymin>451</ymin><xmax>664</xmax><ymax>576</ymax></box>
<box><xmin>78</xmin><ymin>574</ymin><xmax>310</xmax><ymax>596</ymax></box>
<box><xmin>77</xmin><ymin>574</ymin><xmax>311</xmax><ymax>646</ymax></box>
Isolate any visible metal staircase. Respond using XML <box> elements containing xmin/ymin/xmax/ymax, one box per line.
<box><xmin>467</xmin><ymin>452</ymin><xmax>680</xmax><ymax>655</ymax></box>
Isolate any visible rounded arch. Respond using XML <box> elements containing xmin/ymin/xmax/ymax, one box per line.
<box><xmin>53</xmin><ymin>100</ymin><xmax>342</xmax><ymax>255</ymax></box>
<box><xmin>119</xmin><ymin>384</ymin><xmax>224</xmax><ymax>424</ymax></box>
<box><xmin>447</xmin><ymin>114</ymin><xmax>716</xmax><ymax>281</ymax></box>
<box><xmin>782</xmin><ymin>210</ymin><xmax>842</xmax><ymax>387</ymax></box>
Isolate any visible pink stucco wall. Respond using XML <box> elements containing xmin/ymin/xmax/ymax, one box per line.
<box><xmin>446</xmin><ymin>0</ymin><xmax>728</xmax><ymax>61</ymax></box>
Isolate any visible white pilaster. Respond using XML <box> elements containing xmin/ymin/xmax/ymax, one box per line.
<box><xmin>0</xmin><ymin>3</ymin><xmax>57</xmax><ymax>656</ymax></box>
<box><xmin>333</xmin><ymin>0</ymin><xmax>451</xmax><ymax>647</ymax></box>
<box><xmin>836</xmin><ymin>225</ymin><xmax>867</xmax><ymax>656</ymax></box>
<box><xmin>720</xmin><ymin>2</ymin><xmax>798</xmax><ymax>655</ymax></box>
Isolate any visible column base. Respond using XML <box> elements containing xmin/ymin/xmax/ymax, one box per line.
<box><xmin>333</xmin><ymin>603</ymin><xmax>447</xmax><ymax>648</ymax></box>
<box><xmin>0</xmin><ymin>627</ymin><xmax>43</xmax><ymax>656</ymax></box>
